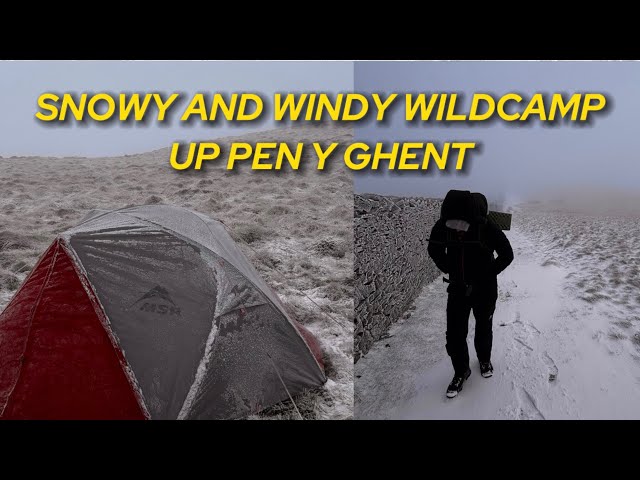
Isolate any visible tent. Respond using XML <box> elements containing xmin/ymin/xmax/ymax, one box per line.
<box><xmin>0</xmin><ymin>205</ymin><xmax>325</xmax><ymax>419</ymax></box>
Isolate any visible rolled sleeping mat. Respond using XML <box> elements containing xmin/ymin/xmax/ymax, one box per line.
<box><xmin>487</xmin><ymin>211</ymin><xmax>512</xmax><ymax>230</ymax></box>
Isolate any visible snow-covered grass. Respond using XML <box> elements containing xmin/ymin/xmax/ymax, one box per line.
<box><xmin>515</xmin><ymin>206</ymin><xmax>640</xmax><ymax>357</ymax></box>
<box><xmin>0</xmin><ymin>124</ymin><xmax>354</xmax><ymax>420</ymax></box>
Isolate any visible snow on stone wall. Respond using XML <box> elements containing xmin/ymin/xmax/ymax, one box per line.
<box><xmin>354</xmin><ymin>194</ymin><xmax>442</xmax><ymax>362</ymax></box>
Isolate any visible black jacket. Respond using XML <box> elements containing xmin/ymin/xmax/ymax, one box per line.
<box><xmin>427</xmin><ymin>219</ymin><xmax>513</xmax><ymax>290</ymax></box>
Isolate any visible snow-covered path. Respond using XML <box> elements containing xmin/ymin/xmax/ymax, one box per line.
<box><xmin>355</xmin><ymin>228</ymin><xmax>640</xmax><ymax>419</ymax></box>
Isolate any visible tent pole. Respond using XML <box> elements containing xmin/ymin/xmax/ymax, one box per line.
<box><xmin>267</xmin><ymin>353</ymin><xmax>303</xmax><ymax>420</ymax></box>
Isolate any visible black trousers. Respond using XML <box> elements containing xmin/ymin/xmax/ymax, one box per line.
<box><xmin>446</xmin><ymin>286</ymin><xmax>497</xmax><ymax>377</ymax></box>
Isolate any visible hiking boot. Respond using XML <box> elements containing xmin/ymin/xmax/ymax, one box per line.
<box><xmin>480</xmin><ymin>361</ymin><xmax>493</xmax><ymax>378</ymax></box>
<box><xmin>446</xmin><ymin>368</ymin><xmax>471</xmax><ymax>398</ymax></box>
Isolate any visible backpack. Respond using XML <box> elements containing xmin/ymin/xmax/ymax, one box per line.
<box><xmin>471</xmin><ymin>192</ymin><xmax>488</xmax><ymax>223</ymax></box>
<box><xmin>471</xmin><ymin>192</ymin><xmax>491</xmax><ymax>251</ymax></box>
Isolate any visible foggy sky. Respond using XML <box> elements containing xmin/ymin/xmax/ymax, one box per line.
<box><xmin>353</xmin><ymin>61</ymin><xmax>640</xmax><ymax>201</ymax></box>
<box><xmin>0</xmin><ymin>61</ymin><xmax>352</xmax><ymax>157</ymax></box>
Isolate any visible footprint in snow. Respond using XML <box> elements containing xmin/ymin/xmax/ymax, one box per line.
<box><xmin>514</xmin><ymin>337</ymin><xmax>534</xmax><ymax>351</ymax></box>
<box><xmin>542</xmin><ymin>351</ymin><xmax>558</xmax><ymax>382</ymax></box>
<box><xmin>514</xmin><ymin>384</ymin><xmax>546</xmax><ymax>420</ymax></box>
<box><xmin>499</xmin><ymin>311</ymin><xmax>521</xmax><ymax>327</ymax></box>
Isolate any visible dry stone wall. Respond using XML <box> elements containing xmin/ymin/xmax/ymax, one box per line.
<box><xmin>354</xmin><ymin>194</ymin><xmax>442</xmax><ymax>361</ymax></box>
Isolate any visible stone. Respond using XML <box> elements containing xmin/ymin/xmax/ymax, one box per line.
<box><xmin>354</xmin><ymin>193</ymin><xmax>442</xmax><ymax>361</ymax></box>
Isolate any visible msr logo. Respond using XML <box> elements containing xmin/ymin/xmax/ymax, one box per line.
<box><xmin>139</xmin><ymin>302</ymin><xmax>181</xmax><ymax>316</ymax></box>
<box><xmin>133</xmin><ymin>286</ymin><xmax>181</xmax><ymax>317</ymax></box>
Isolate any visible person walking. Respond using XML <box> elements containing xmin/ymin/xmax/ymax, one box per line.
<box><xmin>428</xmin><ymin>190</ymin><xmax>514</xmax><ymax>398</ymax></box>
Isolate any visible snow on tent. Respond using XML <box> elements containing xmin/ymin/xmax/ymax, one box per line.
<box><xmin>0</xmin><ymin>205</ymin><xmax>325</xmax><ymax>419</ymax></box>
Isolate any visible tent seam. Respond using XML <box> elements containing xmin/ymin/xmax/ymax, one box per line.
<box><xmin>59</xmin><ymin>239</ymin><xmax>152</xmax><ymax>420</ymax></box>
<box><xmin>0</xmin><ymin>240</ymin><xmax>60</xmax><ymax>417</ymax></box>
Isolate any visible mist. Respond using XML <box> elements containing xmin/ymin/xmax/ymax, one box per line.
<box><xmin>353</xmin><ymin>61</ymin><xmax>640</xmax><ymax>203</ymax></box>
